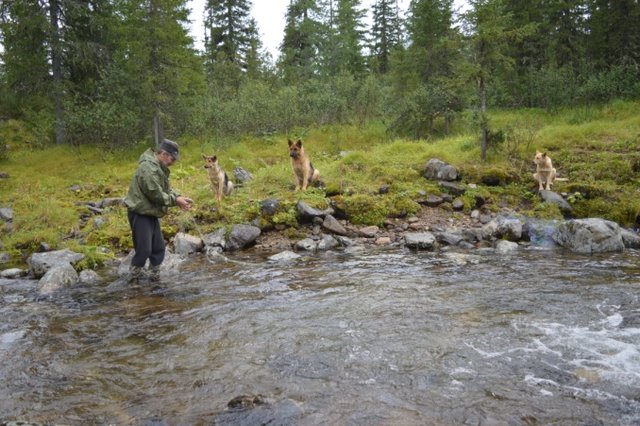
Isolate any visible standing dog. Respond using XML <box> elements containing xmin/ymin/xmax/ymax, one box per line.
<box><xmin>533</xmin><ymin>150</ymin><xmax>557</xmax><ymax>191</ymax></box>
<box><xmin>202</xmin><ymin>154</ymin><xmax>234</xmax><ymax>202</ymax></box>
<box><xmin>288</xmin><ymin>139</ymin><xmax>320</xmax><ymax>191</ymax></box>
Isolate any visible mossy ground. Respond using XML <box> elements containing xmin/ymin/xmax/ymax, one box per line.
<box><xmin>1</xmin><ymin>100</ymin><xmax>639</xmax><ymax>268</ymax></box>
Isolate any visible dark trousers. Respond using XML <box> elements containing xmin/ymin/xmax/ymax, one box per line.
<box><xmin>127</xmin><ymin>210</ymin><xmax>165</xmax><ymax>268</ymax></box>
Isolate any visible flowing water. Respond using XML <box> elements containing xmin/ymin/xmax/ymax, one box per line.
<box><xmin>1</xmin><ymin>245</ymin><xmax>640</xmax><ymax>425</ymax></box>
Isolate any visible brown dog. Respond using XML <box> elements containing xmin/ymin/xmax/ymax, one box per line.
<box><xmin>288</xmin><ymin>139</ymin><xmax>320</xmax><ymax>191</ymax></box>
<box><xmin>533</xmin><ymin>150</ymin><xmax>557</xmax><ymax>191</ymax></box>
<box><xmin>202</xmin><ymin>154</ymin><xmax>234</xmax><ymax>202</ymax></box>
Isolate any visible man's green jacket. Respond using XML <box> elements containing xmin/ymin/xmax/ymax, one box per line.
<box><xmin>124</xmin><ymin>149</ymin><xmax>178</xmax><ymax>217</ymax></box>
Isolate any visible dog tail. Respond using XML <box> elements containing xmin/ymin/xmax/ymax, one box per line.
<box><xmin>555</xmin><ymin>177</ymin><xmax>569</xmax><ymax>182</ymax></box>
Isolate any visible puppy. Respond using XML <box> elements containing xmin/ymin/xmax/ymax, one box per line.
<box><xmin>202</xmin><ymin>154</ymin><xmax>234</xmax><ymax>202</ymax></box>
<box><xmin>533</xmin><ymin>150</ymin><xmax>557</xmax><ymax>191</ymax></box>
<box><xmin>288</xmin><ymin>139</ymin><xmax>320</xmax><ymax>191</ymax></box>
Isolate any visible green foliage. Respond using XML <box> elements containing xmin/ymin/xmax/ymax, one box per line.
<box><xmin>532</xmin><ymin>202</ymin><xmax>564</xmax><ymax>220</ymax></box>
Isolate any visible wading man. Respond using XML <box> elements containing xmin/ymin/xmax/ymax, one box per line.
<box><xmin>124</xmin><ymin>139</ymin><xmax>193</xmax><ymax>283</ymax></box>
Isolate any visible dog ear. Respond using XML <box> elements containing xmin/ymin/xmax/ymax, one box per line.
<box><xmin>542</xmin><ymin>152</ymin><xmax>547</xmax><ymax>157</ymax></box>
<box><xmin>202</xmin><ymin>154</ymin><xmax>207</xmax><ymax>160</ymax></box>
<box><xmin>212</xmin><ymin>155</ymin><xmax>217</xmax><ymax>162</ymax></box>
<box><xmin>288</xmin><ymin>139</ymin><xmax>293</xmax><ymax>147</ymax></box>
<box><xmin>296</xmin><ymin>139</ymin><xmax>302</xmax><ymax>147</ymax></box>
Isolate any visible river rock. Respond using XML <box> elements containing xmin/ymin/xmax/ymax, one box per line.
<box><xmin>322</xmin><ymin>214</ymin><xmax>347</xmax><ymax>236</ymax></box>
<box><xmin>226</xmin><ymin>224</ymin><xmax>261</xmax><ymax>251</ymax></box>
<box><xmin>173</xmin><ymin>232</ymin><xmax>204</xmax><ymax>255</ymax></box>
<box><xmin>435</xmin><ymin>231</ymin><xmax>464</xmax><ymax>246</ymax></box>
<box><xmin>359</xmin><ymin>226</ymin><xmax>379</xmax><ymax>238</ymax></box>
<box><xmin>621</xmin><ymin>229</ymin><xmax>640</xmax><ymax>249</ymax></box>
<box><xmin>79</xmin><ymin>269</ymin><xmax>100</xmax><ymax>284</ymax></box>
<box><xmin>423</xmin><ymin>158</ymin><xmax>459</xmax><ymax>181</ymax></box>
<box><xmin>424</xmin><ymin>194</ymin><xmax>444</xmax><ymax>207</ymax></box>
<box><xmin>335</xmin><ymin>236</ymin><xmax>354</xmax><ymax>247</ymax></box>
<box><xmin>375</xmin><ymin>236</ymin><xmax>392</xmax><ymax>245</ymax></box>
<box><xmin>28</xmin><ymin>249</ymin><xmax>85</xmax><ymax>279</ymax></box>
<box><xmin>404</xmin><ymin>232</ymin><xmax>437</xmax><ymax>250</ymax></box>
<box><xmin>268</xmin><ymin>251</ymin><xmax>301</xmax><ymax>262</ymax></box>
<box><xmin>296</xmin><ymin>201</ymin><xmax>334</xmax><ymax>223</ymax></box>
<box><xmin>438</xmin><ymin>181</ymin><xmax>466</xmax><ymax>196</ymax></box>
<box><xmin>203</xmin><ymin>228</ymin><xmax>227</xmax><ymax>250</ymax></box>
<box><xmin>216</xmin><ymin>398</ymin><xmax>302</xmax><ymax>425</ymax></box>
<box><xmin>295</xmin><ymin>238</ymin><xmax>317</xmax><ymax>251</ymax></box>
<box><xmin>553</xmin><ymin>218</ymin><xmax>624</xmax><ymax>254</ymax></box>
<box><xmin>495</xmin><ymin>216</ymin><xmax>523</xmax><ymax>242</ymax></box>
<box><xmin>1</xmin><ymin>268</ymin><xmax>27</xmax><ymax>279</ymax></box>
<box><xmin>38</xmin><ymin>263</ymin><xmax>79</xmax><ymax>294</ymax></box>
<box><xmin>452</xmin><ymin>198</ymin><xmax>465</xmax><ymax>211</ymax></box>
<box><xmin>317</xmin><ymin>234</ymin><xmax>339</xmax><ymax>251</ymax></box>
<box><xmin>0</xmin><ymin>252</ymin><xmax>10</xmax><ymax>264</ymax></box>
<box><xmin>496</xmin><ymin>240</ymin><xmax>519</xmax><ymax>253</ymax></box>
<box><xmin>539</xmin><ymin>190</ymin><xmax>572</xmax><ymax>214</ymax></box>
<box><xmin>260</xmin><ymin>198</ymin><xmax>279</xmax><ymax>216</ymax></box>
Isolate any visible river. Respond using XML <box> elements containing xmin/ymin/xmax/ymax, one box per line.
<box><xmin>1</xmin><ymin>245</ymin><xmax>639</xmax><ymax>424</ymax></box>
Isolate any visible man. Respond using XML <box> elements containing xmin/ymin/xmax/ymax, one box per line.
<box><xmin>124</xmin><ymin>139</ymin><xmax>193</xmax><ymax>283</ymax></box>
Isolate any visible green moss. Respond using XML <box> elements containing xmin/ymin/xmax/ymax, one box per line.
<box><xmin>342</xmin><ymin>194</ymin><xmax>388</xmax><ymax>226</ymax></box>
<box><xmin>532</xmin><ymin>202</ymin><xmax>564</xmax><ymax>220</ymax></box>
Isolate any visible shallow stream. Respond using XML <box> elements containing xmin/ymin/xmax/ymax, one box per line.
<box><xmin>1</xmin><ymin>245</ymin><xmax>640</xmax><ymax>424</ymax></box>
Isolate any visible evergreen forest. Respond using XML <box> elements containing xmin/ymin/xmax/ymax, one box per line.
<box><xmin>1</xmin><ymin>0</ymin><xmax>639</xmax><ymax>159</ymax></box>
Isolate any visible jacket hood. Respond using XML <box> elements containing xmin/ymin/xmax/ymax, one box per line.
<box><xmin>139</xmin><ymin>148</ymin><xmax>168</xmax><ymax>172</ymax></box>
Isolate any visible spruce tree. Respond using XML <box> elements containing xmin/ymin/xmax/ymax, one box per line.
<box><xmin>369</xmin><ymin>0</ymin><xmax>403</xmax><ymax>74</ymax></box>
<box><xmin>204</xmin><ymin>0</ymin><xmax>257</xmax><ymax>71</ymax></box>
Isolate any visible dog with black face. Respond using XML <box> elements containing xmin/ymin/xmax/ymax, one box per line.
<box><xmin>288</xmin><ymin>139</ymin><xmax>320</xmax><ymax>191</ymax></box>
<box><xmin>202</xmin><ymin>154</ymin><xmax>234</xmax><ymax>202</ymax></box>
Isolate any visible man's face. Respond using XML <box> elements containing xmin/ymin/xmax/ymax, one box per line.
<box><xmin>158</xmin><ymin>151</ymin><xmax>176</xmax><ymax>167</ymax></box>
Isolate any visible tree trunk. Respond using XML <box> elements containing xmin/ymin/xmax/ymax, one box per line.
<box><xmin>153</xmin><ymin>113</ymin><xmax>164</xmax><ymax>148</ymax></box>
<box><xmin>50</xmin><ymin>0</ymin><xmax>64</xmax><ymax>145</ymax></box>
<box><xmin>479</xmin><ymin>74</ymin><xmax>488</xmax><ymax>161</ymax></box>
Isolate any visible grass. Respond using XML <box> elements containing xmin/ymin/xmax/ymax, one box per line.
<box><xmin>1</xmin><ymin>99</ymin><xmax>640</xmax><ymax>268</ymax></box>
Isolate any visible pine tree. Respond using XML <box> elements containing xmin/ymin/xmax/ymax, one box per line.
<box><xmin>203</xmin><ymin>0</ymin><xmax>257</xmax><ymax>71</ymax></box>
<box><xmin>587</xmin><ymin>0</ymin><xmax>640</xmax><ymax>69</ymax></box>
<box><xmin>464</xmin><ymin>0</ymin><xmax>521</xmax><ymax>160</ymax></box>
<box><xmin>406</xmin><ymin>0</ymin><xmax>456</xmax><ymax>82</ymax></box>
<box><xmin>332</xmin><ymin>0</ymin><xmax>367</xmax><ymax>76</ymax></box>
<box><xmin>369</xmin><ymin>0</ymin><xmax>403</xmax><ymax>74</ymax></box>
<box><xmin>121</xmin><ymin>0</ymin><xmax>203</xmax><ymax>144</ymax></box>
<box><xmin>279</xmin><ymin>0</ymin><xmax>321</xmax><ymax>82</ymax></box>
<box><xmin>0</xmin><ymin>1</ymin><xmax>53</xmax><ymax>119</ymax></box>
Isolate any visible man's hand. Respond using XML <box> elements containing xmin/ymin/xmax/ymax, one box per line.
<box><xmin>176</xmin><ymin>196</ymin><xmax>193</xmax><ymax>211</ymax></box>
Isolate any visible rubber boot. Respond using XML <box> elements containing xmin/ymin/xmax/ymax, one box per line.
<box><xmin>127</xmin><ymin>265</ymin><xmax>143</xmax><ymax>284</ymax></box>
<box><xmin>149</xmin><ymin>265</ymin><xmax>161</xmax><ymax>283</ymax></box>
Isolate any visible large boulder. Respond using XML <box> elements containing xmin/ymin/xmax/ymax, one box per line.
<box><xmin>423</xmin><ymin>159</ymin><xmax>459</xmax><ymax>181</ymax></box>
<box><xmin>202</xmin><ymin>228</ymin><xmax>227</xmax><ymax>250</ymax></box>
<box><xmin>173</xmin><ymin>232</ymin><xmax>204</xmax><ymax>255</ymax></box>
<box><xmin>495</xmin><ymin>216</ymin><xmax>523</xmax><ymax>242</ymax></box>
<box><xmin>553</xmin><ymin>218</ymin><xmax>624</xmax><ymax>254</ymax></box>
<box><xmin>226</xmin><ymin>224</ymin><xmax>261</xmax><ymax>251</ymax></box>
<box><xmin>28</xmin><ymin>249</ymin><xmax>85</xmax><ymax>279</ymax></box>
<box><xmin>38</xmin><ymin>263</ymin><xmax>79</xmax><ymax>294</ymax></box>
